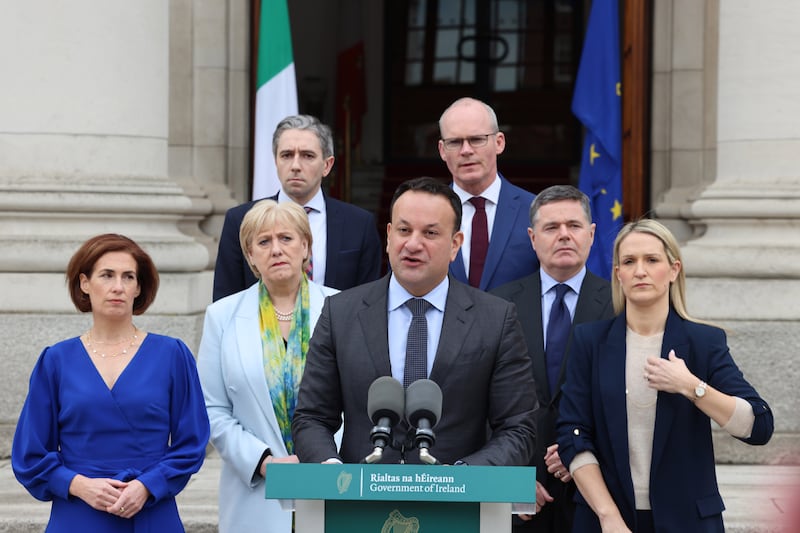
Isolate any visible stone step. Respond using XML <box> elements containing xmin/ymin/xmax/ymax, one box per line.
<box><xmin>0</xmin><ymin>450</ymin><xmax>796</xmax><ymax>532</ymax></box>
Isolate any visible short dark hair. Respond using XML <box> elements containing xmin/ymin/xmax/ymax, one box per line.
<box><xmin>389</xmin><ymin>177</ymin><xmax>462</xmax><ymax>233</ymax></box>
<box><xmin>66</xmin><ymin>234</ymin><xmax>159</xmax><ymax>314</ymax></box>
<box><xmin>529</xmin><ymin>185</ymin><xmax>592</xmax><ymax>228</ymax></box>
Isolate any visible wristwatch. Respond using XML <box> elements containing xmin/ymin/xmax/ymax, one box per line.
<box><xmin>694</xmin><ymin>381</ymin><xmax>707</xmax><ymax>401</ymax></box>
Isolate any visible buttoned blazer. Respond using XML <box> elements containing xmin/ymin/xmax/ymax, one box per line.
<box><xmin>557</xmin><ymin>309</ymin><xmax>774</xmax><ymax>533</ymax></box>
<box><xmin>212</xmin><ymin>194</ymin><xmax>382</xmax><ymax>301</ymax></box>
<box><xmin>449</xmin><ymin>175</ymin><xmax>540</xmax><ymax>291</ymax></box>
<box><xmin>292</xmin><ymin>274</ymin><xmax>538</xmax><ymax>467</ymax></box>
<box><xmin>491</xmin><ymin>270</ymin><xmax>613</xmax><ymax>486</ymax></box>
<box><xmin>197</xmin><ymin>281</ymin><xmax>338</xmax><ymax>532</ymax></box>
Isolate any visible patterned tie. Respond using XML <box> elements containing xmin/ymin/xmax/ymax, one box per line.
<box><xmin>303</xmin><ymin>206</ymin><xmax>314</xmax><ymax>280</ymax></box>
<box><xmin>545</xmin><ymin>284</ymin><xmax>572</xmax><ymax>394</ymax></box>
<box><xmin>468</xmin><ymin>197</ymin><xmax>488</xmax><ymax>288</ymax></box>
<box><xmin>404</xmin><ymin>298</ymin><xmax>432</xmax><ymax>388</ymax></box>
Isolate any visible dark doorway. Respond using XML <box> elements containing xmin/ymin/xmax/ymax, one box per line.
<box><xmin>383</xmin><ymin>0</ymin><xmax>584</xmax><ymax>193</ymax></box>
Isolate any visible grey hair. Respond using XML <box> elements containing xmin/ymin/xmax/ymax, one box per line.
<box><xmin>529</xmin><ymin>185</ymin><xmax>592</xmax><ymax>228</ymax></box>
<box><xmin>272</xmin><ymin>115</ymin><xmax>334</xmax><ymax>159</ymax></box>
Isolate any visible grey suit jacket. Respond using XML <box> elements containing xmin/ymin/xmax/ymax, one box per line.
<box><xmin>491</xmin><ymin>270</ymin><xmax>613</xmax><ymax>482</ymax></box>
<box><xmin>292</xmin><ymin>274</ymin><xmax>538</xmax><ymax>466</ymax></box>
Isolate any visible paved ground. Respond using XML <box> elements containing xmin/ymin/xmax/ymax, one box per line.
<box><xmin>0</xmin><ymin>448</ymin><xmax>797</xmax><ymax>532</ymax></box>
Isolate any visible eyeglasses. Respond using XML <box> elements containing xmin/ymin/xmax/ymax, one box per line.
<box><xmin>440</xmin><ymin>133</ymin><xmax>498</xmax><ymax>151</ymax></box>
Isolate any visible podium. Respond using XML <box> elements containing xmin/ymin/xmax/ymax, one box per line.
<box><xmin>265</xmin><ymin>463</ymin><xmax>536</xmax><ymax>533</ymax></box>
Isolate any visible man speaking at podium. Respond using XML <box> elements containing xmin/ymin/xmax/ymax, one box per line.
<box><xmin>292</xmin><ymin>177</ymin><xmax>537</xmax><ymax>466</ymax></box>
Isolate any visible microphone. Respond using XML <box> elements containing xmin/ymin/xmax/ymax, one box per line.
<box><xmin>405</xmin><ymin>379</ymin><xmax>442</xmax><ymax>465</ymax></box>
<box><xmin>364</xmin><ymin>376</ymin><xmax>405</xmax><ymax>464</ymax></box>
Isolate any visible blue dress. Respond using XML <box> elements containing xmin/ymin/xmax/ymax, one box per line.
<box><xmin>12</xmin><ymin>334</ymin><xmax>210</xmax><ymax>532</ymax></box>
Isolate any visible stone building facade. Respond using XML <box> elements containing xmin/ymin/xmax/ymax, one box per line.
<box><xmin>0</xmin><ymin>0</ymin><xmax>796</xmax><ymax>463</ymax></box>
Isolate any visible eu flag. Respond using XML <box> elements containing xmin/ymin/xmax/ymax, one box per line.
<box><xmin>573</xmin><ymin>0</ymin><xmax>623</xmax><ymax>280</ymax></box>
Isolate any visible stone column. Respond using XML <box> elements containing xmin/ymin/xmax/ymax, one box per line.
<box><xmin>0</xmin><ymin>1</ymin><xmax>212</xmax><ymax>455</ymax></box>
<box><xmin>681</xmin><ymin>1</ymin><xmax>800</xmax><ymax>462</ymax></box>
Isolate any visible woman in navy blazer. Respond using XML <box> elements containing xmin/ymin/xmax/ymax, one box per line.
<box><xmin>556</xmin><ymin>220</ymin><xmax>773</xmax><ymax>533</ymax></box>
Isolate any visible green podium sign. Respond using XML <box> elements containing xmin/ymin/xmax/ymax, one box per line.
<box><xmin>265</xmin><ymin>463</ymin><xmax>536</xmax><ymax>533</ymax></box>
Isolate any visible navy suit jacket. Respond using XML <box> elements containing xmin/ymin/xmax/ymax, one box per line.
<box><xmin>450</xmin><ymin>176</ymin><xmax>539</xmax><ymax>291</ymax></box>
<box><xmin>292</xmin><ymin>274</ymin><xmax>538</xmax><ymax>466</ymax></box>
<box><xmin>557</xmin><ymin>309</ymin><xmax>774</xmax><ymax>532</ymax></box>
<box><xmin>212</xmin><ymin>193</ymin><xmax>382</xmax><ymax>301</ymax></box>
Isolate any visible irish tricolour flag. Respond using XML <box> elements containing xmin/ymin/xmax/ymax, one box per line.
<box><xmin>252</xmin><ymin>0</ymin><xmax>298</xmax><ymax>200</ymax></box>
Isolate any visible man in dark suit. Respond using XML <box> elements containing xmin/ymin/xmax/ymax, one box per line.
<box><xmin>491</xmin><ymin>185</ymin><xmax>614</xmax><ymax>532</ymax></box>
<box><xmin>438</xmin><ymin>97</ymin><xmax>540</xmax><ymax>291</ymax></box>
<box><xmin>212</xmin><ymin>115</ymin><xmax>382</xmax><ymax>301</ymax></box>
<box><xmin>292</xmin><ymin>177</ymin><xmax>537</xmax><ymax>466</ymax></box>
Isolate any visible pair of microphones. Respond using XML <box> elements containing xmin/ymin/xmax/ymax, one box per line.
<box><xmin>364</xmin><ymin>376</ymin><xmax>442</xmax><ymax>465</ymax></box>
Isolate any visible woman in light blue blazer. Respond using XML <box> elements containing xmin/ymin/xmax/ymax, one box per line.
<box><xmin>197</xmin><ymin>200</ymin><xmax>338</xmax><ymax>532</ymax></box>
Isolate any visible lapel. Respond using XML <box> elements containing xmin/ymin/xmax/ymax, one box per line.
<box><xmin>552</xmin><ymin>273</ymin><xmax>612</xmax><ymax>399</ymax></box>
<box><xmin>573</xmin><ymin>273</ymin><xmax>610</xmax><ymax>324</ymax></box>
<box><xmin>650</xmin><ymin>309</ymin><xmax>690</xmax><ymax>473</ymax></box>
<box><xmin>232</xmin><ymin>285</ymin><xmax>285</xmax><ymax>451</ymax></box>
<box><xmin>513</xmin><ymin>275</ymin><xmax>548</xmax><ymax>399</ymax></box>
<box><xmin>480</xmin><ymin>176</ymin><xmax>520</xmax><ymax>290</ymax></box>
<box><xmin>322</xmin><ymin>194</ymin><xmax>341</xmax><ymax>285</ymax></box>
<box><xmin>429</xmin><ymin>277</ymin><xmax>474</xmax><ymax>383</ymax></box>
<box><xmin>598</xmin><ymin>313</ymin><xmax>635</xmax><ymax>508</ymax></box>
<box><xmin>355</xmin><ymin>276</ymin><xmax>392</xmax><ymax>377</ymax></box>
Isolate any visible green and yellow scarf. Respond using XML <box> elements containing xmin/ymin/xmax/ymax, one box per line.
<box><xmin>258</xmin><ymin>277</ymin><xmax>311</xmax><ymax>454</ymax></box>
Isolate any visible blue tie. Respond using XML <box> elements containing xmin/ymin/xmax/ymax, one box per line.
<box><xmin>546</xmin><ymin>284</ymin><xmax>571</xmax><ymax>395</ymax></box>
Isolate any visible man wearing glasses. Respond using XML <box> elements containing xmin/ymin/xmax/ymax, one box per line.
<box><xmin>438</xmin><ymin>97</ymin><xmax>539</xmax><ymax>291</ymax></box>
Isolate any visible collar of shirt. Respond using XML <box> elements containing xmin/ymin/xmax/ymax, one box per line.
<box><xmin>452</xmin><ymin>176</ymin><xmax>501</xmax><ymax>270</ymax></box>
<box><xmin>387</xmin><ymin>274</ymin><xmax>449</xmax><ymax>313</ymax></box>
<box><xmin>540</xmin><ymin>267</ymin><xmax>587</xmax><ymax>327</ymax></box>
<box><xmin>277</xmin><ymin>187</ymin><xmax>327</xmax><ymax>215</ymax></box>
<box><xmin>387</xmin><ymin>274</ymin><xmax>449</xmax><ymax>384</ymax></box>
<box><xmin>452</xmin><ymin>174</ymin><xmax>501</xmax><ymax>207</ymax></box>
<box><xmin>540</xmin><ymin>267</ymin><xmax>587</xmax><ymax>297</ymax></box>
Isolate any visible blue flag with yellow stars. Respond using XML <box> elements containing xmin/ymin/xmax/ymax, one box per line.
<box><xmin>573</xmin><ymin>0</ymin><xmax>623</xmax><ymax>280</ymax></box>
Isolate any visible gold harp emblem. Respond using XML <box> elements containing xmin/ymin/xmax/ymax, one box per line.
<box><xmin>380</xmin><ymin>509</ymin><xmax>420</xmax><ymax>533</ymax></box>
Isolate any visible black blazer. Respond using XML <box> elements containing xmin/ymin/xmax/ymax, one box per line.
<box><xmin>212</xmin><ymin>193</ymin><xmax>382</xmax><ymax>301</ymax></box>
<box><xmin>292</xmin><ymin>274</ymin><xmax>538</xmax><ymax>466</ymax></box>
<box><xmin>491</xmin><ymin>271</ymin><xmax>613</xmax><ymax>485</ymax></box>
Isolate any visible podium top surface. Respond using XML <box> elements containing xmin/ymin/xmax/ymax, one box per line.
<box><xmin>265</xmin><ymin>463</ymin><xmax>536</xmax><ymax>503</ymax></box>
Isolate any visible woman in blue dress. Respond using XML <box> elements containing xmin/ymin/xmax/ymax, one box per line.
<box><xmin>12</xmin><ymin>233</ymin><xmax>210</xmax><ymax>532</ymax></box>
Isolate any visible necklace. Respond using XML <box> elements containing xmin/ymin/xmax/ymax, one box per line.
<box><xmin>273</xmin><ymin>307</ymin><xmax>294</xmax><ymax>322</ymax></box>
<box><xmin>85</xmin><ymin>328</ymin><xmax>139</xmax><ymax>358</ymax></box>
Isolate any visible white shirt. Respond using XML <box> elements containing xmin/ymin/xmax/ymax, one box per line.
<box><xmin>453</xmin><ymin>176</ymin><xmax>501</xmax><ymax>273</ymax></box>
<box><xmin>278</xmin><ymin>188</ymin><xmax>327</xmax><ymax>283</ymax></box>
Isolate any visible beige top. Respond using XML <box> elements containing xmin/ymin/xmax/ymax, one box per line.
<box><xmin>625</xmin><ymin>328</ymin><xmax>661</xmax><ymax>510</ymax></box>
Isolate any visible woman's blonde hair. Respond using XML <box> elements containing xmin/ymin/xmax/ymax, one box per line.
<box><xmin>611</xmin><ymin>219</ymin><xmax>694</xmax><ymax>318</ymax></box>
<box><xmin>239</xmin><ymin>200</ymin><xmax>313</xmax><ymax>279</ymax></box>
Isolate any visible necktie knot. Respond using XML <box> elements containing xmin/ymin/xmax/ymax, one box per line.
<box><xmin>405</xmin><ymin>298</ymin><xmax>432</xmax><ymax>317</ymax></box>
<box><xmin>303</xmin><ymin>206</ymin><xmax>314</xmax><ymax>214</ymax></box>
<box><xmin>469</xmin><ymin>196</ymin><xmax>486</xmax><ymax>210</ymax></box>
<box><xmin>553</xmin><ymin>283</ymin><xmax>571</xmax><ymax>301</ymax></box>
